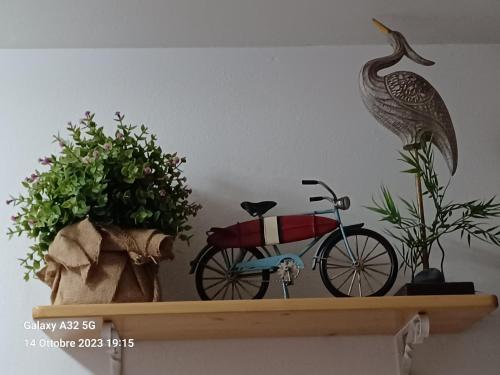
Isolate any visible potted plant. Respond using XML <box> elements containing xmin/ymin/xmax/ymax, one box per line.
<box><xmin>7</xmin><ymin>111</ymin><xmax>201</xmax><ymax>304</ymax></box>
<box><xmin>367</xmin><ymin>140</ymin><xmax>500</xmax><ymax>294</ymax></box>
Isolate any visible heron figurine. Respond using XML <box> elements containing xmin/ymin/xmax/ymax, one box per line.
<box><xmin>359</xmin><ymin>18</ymin><xmax>458</xmax><ymax>175</ymax></box>
<box><xmin>360</xmin><ymin>19</ymin><xmax>458</xmax><ymax>275</ymax></box>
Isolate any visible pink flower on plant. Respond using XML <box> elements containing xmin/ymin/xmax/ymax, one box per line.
<box><xmin>159</xmin><ymin>189</ymin><xmax>167</xmax><ymax>197</ymax></box>
<box><xmin>25</xmin><ymin>173</ymin><xmax>39</xmax><ymax>183</ymax></box>
<box><xmin>38</xmin><ymin>157</ymin><xmax>52</xmax><ymax>165</ymax></box>
<box><xmin>170</xmin><ymin>156</ymin><xmax>180</xmax><ymax>166</ymax></box>
<box><xmin>143</xmin><ymin>166</ymin><xmax>153</xmax><ymax>175</ymax></box>
<box><xmin>115</xmin><ymin>111</ymin><xmax>124</xmax><ymax>121</ymax></box>
<box><xmin>103</xmin><ymin>143</ymin><xmax>112</xmax><ymax>151</ymax></box>
<box><xmin>85</xmin><ymin>111</ymin><xmax>91</xmax><ymax>118</ymax></box>
<box><xmin>10</xmin><ymin>215</ymin><xmax>18</xmax><ymax>222</ymax></box>
<box><xmin>93</xmin><ymin>150</ymin><xmax>100</xmax><ymax>158</ymax></box>
<box><xmin>116</xmin><ymin>131</ymin><xmax>124</xmax><ymax>140</ymax></box>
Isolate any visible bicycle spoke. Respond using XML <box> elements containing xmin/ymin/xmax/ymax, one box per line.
<box><xmin>363</xmin><ymin>267</ymin><xmax>381</xmax><ymax>287</ymax></box>
<box><xmin>364</xmin><ymin>250</ymin><xmax>388</xmax><ymax>264</ymax></box>
<box><xmin>327</xmin><ymin>255</ymin><xmax>353</xmax><ymax>264</ymax></box>
<box><xmin>365</xmin><ymin>262</ymin><xmax>391</xmax><ymax>267</ymax></box>
<box><xmin>334</xmin><ymin>245</ymin><xmax>353</xmax><ymax>262</ymax></box>
<box><xmin>328</xmin><ymin>267</ymin><xmax>353</xmax><ymax>281</ymax></box>
<box><xmin>222</xmin><ymin>249</ymin><xmax>231</xmax><ymax>268</ymax></box>
<box><xmin>204</xmin><ymin>278</ymin><xmax>226</xmax><ymax>291</ymax></box>
<box><xmin>365</xmin><ymin>265</ymin><xmax>389</xmax><ymax>277</ymax></box>
<box><xmin>361</xmin><ymin>270</ymin><xmax>374</xmax><ymax>294</ymax></box>
<box><xmin>236</xmin><ymin>280</ymin><xmax>255</xmax><ymax>298</ymax></box>
<box><xmin>238</xmin><ymin>272</ymin><xmax>264</xmax><ymax>278</ymax></box>
<box><xmin>359</xmin><ymin>236</ymin><xmax>369</xmax><ymax>260</ymax></box>
<box><xmin>212</xmin><ymin>282</ymin><xmax>230</xmax><ymax>299</ymax></box>
<box><xmin>210</xmin><ymin>256</ymin><xmax>227</xmax><ymax>273</ymax></box>
<box><xmin>355</xmin><ymin>236</ymin><xmax>359</xmax><ymax>259</ymax></box>
<box><xmin>357</xmin><ymin>271</ymin><xmax>363</xmax><ymax>296</ymax></box>
<box><xmin>326</xmin><ymin>263</ymin><xmax>352</xmax><ymax>269</ymax></box>
<box><xmin>235</xmin><ymin>248</ymin><xmax>248</xmax><ymax>265</ymax></box>
<box><xmin>347</xmin><ymin>270</ymin><xmax>358</xmax><ymax>296</ymax></box>
<box><xmin>362</xmin><ymin>242</ymin><xmax>380</xmax><ymax>262</ymax></box>
<box><xmin>239</xmin><ymin>279</ymin><xmax>263</xmax><ymax>288</ymax></box>
<box><xmin>203</xmin><ymin>277</ymin><xmax>226</xmax><ymax>280</ymax></box>
<box><xmin>337</xmin><ymin>269</ymin><xmax>356</xmax><ymax>290</ymax></box>
<box><xmin>235</xmin><ymin>284</ymin><xmax>243</xmax><ymax>299</ymax></box>
<box><xmin>237</xmin><ymin>277</ymin><xmax>265</xmax><ymax>284</ymax></box>
<box><xmin>221</xmin><ymin>283</ymin><xmax>230</xmax><ymax>299</ymax></box>
<box><xmin>205</xmin><ymin>264</ymin><xmax>226</xmax><ymax>276</ymax></box>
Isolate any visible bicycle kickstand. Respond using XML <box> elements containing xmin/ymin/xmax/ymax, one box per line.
<box><xmin>281</xmin><ymin>280</ymin><xmax>290</xmax><ymax>299</ymax></box>
<box><xmin>278</xmin><ymin>261</ymin><xmax>297</xmax><ymax>299</ymax></box>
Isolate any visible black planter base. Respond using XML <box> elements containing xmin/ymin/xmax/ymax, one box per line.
<box><xmin>395</xmin><ymin>282</ymin><xmax>475</xmax><ymax>296</ymax></box>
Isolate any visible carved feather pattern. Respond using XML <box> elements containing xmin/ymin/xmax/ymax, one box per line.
<box><xmin>385</xmin><ymin>71</ymin><xmax>434</xmax><ymax>104</ymax></box>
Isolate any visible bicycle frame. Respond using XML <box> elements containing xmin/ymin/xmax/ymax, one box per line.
<box><xmin>192</xmin><ymin>180</ymin><xmax>397</xmax><ymax>300</ymax></box>
<box><xmin>232</xmin><ymin>206</ymin><xmax>358</xmax><ymax>274</ymax></box>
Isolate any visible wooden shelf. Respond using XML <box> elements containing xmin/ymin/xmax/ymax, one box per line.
<box><xmin>32</xmin><ymin>295</ymin><xmax>498</xmax><ymax>341</ymax></box>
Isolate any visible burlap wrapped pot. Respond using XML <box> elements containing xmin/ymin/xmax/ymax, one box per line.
<box><xmin>37</xmin><ymin>218</ymin><xmax>174</xmax><ymax>305</ymax></box>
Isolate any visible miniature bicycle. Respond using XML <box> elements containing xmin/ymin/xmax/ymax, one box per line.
<box><xmin>189</xmin><ymin>180</ymin><xmax>398</xmax><ymax>300</ymax></box>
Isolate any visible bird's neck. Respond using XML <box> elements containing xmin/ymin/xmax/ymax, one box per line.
<box><xmin>362</xmin><ymin>44</ymin><xmax>405</xmax><ymax>82</ymax></box>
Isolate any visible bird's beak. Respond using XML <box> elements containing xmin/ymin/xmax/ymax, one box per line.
<box><xmin>372</xmin><ymin>18</ymin><xmax>391</xmax><ymax>34</ymax></box>
<box><xmin>402</xmin><ymin>38</ymin><xmax>435</xmax><ymax>66</ymax></box>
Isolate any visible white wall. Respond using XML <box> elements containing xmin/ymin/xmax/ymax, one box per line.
<box><xmin>1</xmin><ymin>44</ymin><xmax>499</xmax><ymax>375</ymax></box>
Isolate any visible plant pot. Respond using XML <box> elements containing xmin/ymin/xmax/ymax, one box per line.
<box><xmin>395</xmin><ymin>282</ymin><xmax>475</xmax><ymax>296</ymax></box>
<box><xmin>395</xmin><ymin>268</ymin><xmax>475</xmax><ymax>295</ymax></box>
<box><xmin>38</xmin><ymin>218</ymin><xmax>174</xmax><ymax>305</ymax></box>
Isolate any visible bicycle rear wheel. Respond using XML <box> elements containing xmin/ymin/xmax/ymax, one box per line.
<box><xmin>319</xmin><ymin>228</ymin><xmax>397</xmax><ymax>297</ymax></box>
<box><xmin>195</xmin><ymin>246</ymin><xmax>270</xmax><ymax>300</ymax></box>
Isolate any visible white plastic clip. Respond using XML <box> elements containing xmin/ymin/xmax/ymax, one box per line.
<box><xmin>395</xmin><ymin>313</ymin><xmax>430</xmax><ymax>375</ymax></box>
<box><xmin>102</xmin><ymin>322</ymin><xmax>122</xmax><ymax>375</ymax></box>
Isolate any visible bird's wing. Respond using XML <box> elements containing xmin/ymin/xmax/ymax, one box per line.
<box><xmin>384</xmin><ymin>71</ymin><xmax>458</xmax><ymax>174</ymax></box>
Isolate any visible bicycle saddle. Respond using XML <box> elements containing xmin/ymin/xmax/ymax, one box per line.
<box><xmin>240</xmin><ymin>201</ymin><xmax>277</xmax><ymax>217</ymax></box>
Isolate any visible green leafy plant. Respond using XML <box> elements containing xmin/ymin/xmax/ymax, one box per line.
<box><xmin>367</xmin><ymin>140</ymin><xmax>500</xmax><ymax>279</ymax></box>
<box><xmin>7</xmin><ymin>111</ymin><xmax>201</xmax><ymax>280</ymax></box>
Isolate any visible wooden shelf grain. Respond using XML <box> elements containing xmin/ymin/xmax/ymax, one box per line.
<box><xmin>32</xmin><ymin>295</ymin><xmax>498</xmax><ymax>341</ymax></box>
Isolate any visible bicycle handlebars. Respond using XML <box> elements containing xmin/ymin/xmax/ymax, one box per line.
<box><xmin>302</xmin><ymin>179</ymin><xmax>337</xmax><ymax>200</ymax></box>
<box><xmin>301</xmin><ymin>180</ymin><xmax>318</xmax><ymax>185</ymax></box>
<box><xmin>303</xmin><ymin>179</ymin><xmax>350</xmax><ymax>209</ymax></box>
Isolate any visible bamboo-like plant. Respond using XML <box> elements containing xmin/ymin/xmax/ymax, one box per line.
<box><xmin>367</xmin><ymin>140</ymin><xmax>500</xmax><ymax>280</ymax></box>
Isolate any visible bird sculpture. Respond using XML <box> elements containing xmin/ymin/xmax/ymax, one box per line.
<box><xmin>360</xmin><ymin>19</ymin><xmax>458</xmax><ymax>175</ymax></box>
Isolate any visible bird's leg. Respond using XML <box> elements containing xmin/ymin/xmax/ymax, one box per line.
<box><xmin>414</xmin><ymin>148</ymin><xmax>429</xmax><ymax>270</ymax></box>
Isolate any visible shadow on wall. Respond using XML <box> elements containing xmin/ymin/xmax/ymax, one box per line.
<box><xmin>51</xmin><ymin>346</ymin><xmax>109</xmax><ymax>375</ymax></box>
<box><xmin>53</xmin><ymin>335</ymin><xmax>398</xmax><ymax>375</ymax></box>
<box><xmin>124</xmin><ymin>336</ymin><xmax>396</xmax><ymax>375</ymax></box>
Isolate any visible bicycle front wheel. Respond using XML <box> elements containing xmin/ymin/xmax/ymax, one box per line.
<box><xmin>319</xmin><ymin>228</ymin><xmax>397</xmax><ymax>297</ymax></box>
<box><xmin>195</xmin><ymin>246</ymin><xmax>270</xmax><ymax>300</ymax></box>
